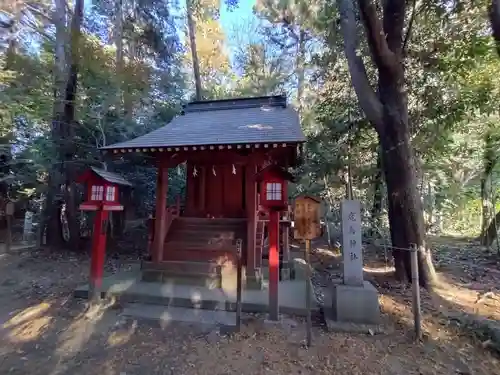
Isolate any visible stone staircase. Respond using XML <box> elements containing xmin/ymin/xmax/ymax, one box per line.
<box><xmin>141</xmin><ymin>217</ymin><xmax>247</xmax><ymax>290</ymax></box>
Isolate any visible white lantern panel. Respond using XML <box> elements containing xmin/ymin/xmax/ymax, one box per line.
<box><xmin>106</xmin><ymin>186</ymin><xmax>116</xmax><ymax>201</ymax></box>
<box><xmin>91</xmin><ymin>185</ymin><xmax>104</xmax><ymax>200</ymax></box>
<box><xmin>266</xmin><ymin>182</ymin><xmax>282</xmax><ymax>201</ymax></box>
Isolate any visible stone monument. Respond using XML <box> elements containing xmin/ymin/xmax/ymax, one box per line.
<box><xmin>330</xmin><ymin>200</ymin><xmax>380</xmax><ymax>324</ymax></box>
<box><xmin>23</xmin><ymin>211</ymin><xmax>33</xmax><ymax>243</ymax></box>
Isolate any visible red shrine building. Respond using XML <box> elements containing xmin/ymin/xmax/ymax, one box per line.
<box><xmin>103</xmin><ymin>95</ymin><xmax>305</xmax><ymax>288</ymax></box>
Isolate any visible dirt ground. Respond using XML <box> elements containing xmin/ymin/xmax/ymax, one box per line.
<box><xmin>0</xmin><ymin>240</ymin><xmax>499</xmax><ymax>375</ymax></box>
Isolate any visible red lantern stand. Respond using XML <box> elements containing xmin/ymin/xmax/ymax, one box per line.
<box><xmin>77</xmin><ymin>168</ymin><xmax>126</xmax><ymax>303</ymax></box>
<box><xmin>256</xmin><ymin>165</ymin><xmax>294</xmax><ymax>321</ymax></box>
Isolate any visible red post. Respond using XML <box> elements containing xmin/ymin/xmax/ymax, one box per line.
<box><xmin>152</xmin><ymin>164</ymin><xmax>168</xmax><ymax>262</ymax></box>
<box><xmin>89</xmin><ymin>209</ymin><xmax>109</xmax><ymax>302</ymax></box>
<box><xmin>268</xmin><ymin>209</ymin><xmax>280</xmax><ymax>320</ymax></box>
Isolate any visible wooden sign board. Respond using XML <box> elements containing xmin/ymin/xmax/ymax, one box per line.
<box><xmin>293</xmin><ymin>195</ymin><xmax>321</xmax><ymax>240</ymax></box>
<box><xmin>5</xmin><ymin>201</ymin><xmax>14</xmax><ymax>216</ymax></box>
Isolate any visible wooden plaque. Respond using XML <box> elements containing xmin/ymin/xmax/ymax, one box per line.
<box><xmin>5</xmin><ymin>201</ymin><xmax>14</xmax><ymax>216</ymax></box>
<box><xmin>293</xmin><ymin>196</ymin><xmax>321</xmax><ymax>240</ymax></box>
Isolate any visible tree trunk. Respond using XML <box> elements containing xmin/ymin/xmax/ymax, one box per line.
<box><xmin>296</xmin><ymin>30</ymin><xmax>306</xmax><ymax>116</ymax></box>
<box><xmin>480</xmin><ymin>132</ymin><xmax>496</xmax><ymax>245</ymax></box>
<box><xmin>378</xmin><ymin>62</ymin><xmax>436</xmax><ymax>286</ymax></box>
<box><xmin>370</xmin><ymin>148</ymin><xmax>383</xmax><ymax>236</ymax></box>
<box><xmin>480</xmin><ymin>177</ymin><xmax>493</xmax><ymax>243</ymax></box>
<box><xmin>62</xmin><ymin>0</ymin><xmax>85</xmax><ymax>249</ymax></box>
<box><xmin>115</xmin><ymin>0</ymin><xmax>124</xmax><ymax>104</ymax></box>
<box><xmin>187</xmin><ymin>0</ymin><xmax>202</xmax><ymax>100</ymax></box>
<box><xmin>482</xmin><ymin>210</ymin><xmax>500</xmax><ymax>246</ymax></box>
<box><xmin>42</xmin><ymin>0</ymin><xmax>68</xmax><ymax>247</ymax></box>
<box><xmin>339</xmin><ymin>0</ymin><xmax>437</xmax><ymax>287</ymax></box>
<box><xmin>490</xmin><ymin>0</ymin><xmax>500</xmax><ymax>54</ymax></box>
<box><xmin>46</xmin><ymin>0</ymin><xmax>84</xmax><ymax>249</ymax></box>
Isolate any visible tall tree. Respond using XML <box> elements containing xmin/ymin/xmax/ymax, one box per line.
<box><xmin>254</xmin><ymin>0</ymin><xmax>318</xmax><ymax>115</ymax></box>
<box><xmin>45</xmin><ymin>0</ymin><xmax>85</xmax><ymax>248</ymax></box>
<box><xmin>338</xmin><ymin>0</ymin><xmax>436</xmax><ymax>286</ymax></box>
<box><xmin>184</xmin><ymin>0</ymin><xmax>231</xmax><ymax>99</ymax></box>
<box><xmin>187</xmin><ymin>0</ymin><xmax>202</xmax><ymax>100</ymax></box>
<box><xmin>491</xmin><ymin>0</ymin><xmax>500</xmax><ymax>54</ymax></box>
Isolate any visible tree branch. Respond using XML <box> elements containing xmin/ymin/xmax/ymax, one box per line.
<box><xmin>338</xmin><ymin>0</ymin><xmax>384</xmax><ymax>130</ymax></box>
<box><xmin>25</xmin><ymin>3</ymin><xmax>53</xmax><ymax>22</ymax></box>
<box><xmin>490</xmin><ymin>0</ymin><xmax>500</xmax><ymax>56</ymax></box>
<box><xmin>358</xmin><ymin>0</ymin><xmax>398</xmax><ymax>72</ymax></box>
<box><xmin>402</xmin><ymin>0</ymin><xmax>418</xmax><ymax>53</ymax></box>
<box><xmin>382</xmin><ymin>0</ymin><xmax>406</xmax><ymax>54</ymax></box>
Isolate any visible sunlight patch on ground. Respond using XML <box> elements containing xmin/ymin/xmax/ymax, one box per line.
<box><xmin>314</xmin><ymin>247</ymin><xmax>340</xmax><ymax>258</ymax></box>
<box><xmin>3</xmin><ymin>302</ymin><xmax>51</xmax><ymax>329</ymax></box>
<box><xmin>363</xmin><ymin>266</ymin><xmax>393</xmax><ymax>273</ymax></box>
<box><xmin>2</xmin><ymin>302</ymin><xmax>54</xmax><ymax>343</ymax></box>
<box><xmin>55</xmin><ymin>308</ymin><xmax>102</xmax><ymax>358</ymax></box>
<box><xmin>379</xmin><ymin>293</ymin><xmax>456</xmax><ymax>343</ymax></box>
<box><xmin>6</xmin><ymin>315</ymin><xmax>53</xmax><ymax>343</ymax></box>
<box><xmin>432</xmin><ymin>275</ymin><xmax>500</xmax><ymax>320</ymax></box>
<box><xmin>107</xmin><ymin>321</ymin><xmax>137</xmax><ymax>347</ymax></box>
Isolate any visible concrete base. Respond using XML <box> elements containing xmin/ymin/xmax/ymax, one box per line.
<box><xmin>244</xmin><ymin>268</ymin><xmax>264</xmax><ymax>290</ymax></box>
<box><xmin>325</xmin><ymin>319</ymin><xmax>384</xmax><ymax>335</ymax></box>
<box><xmin>74</xmin><ymin>268</ymin><xmax>318</xmax><ymax>317</ymax></box>
<box><xmin>260</xmin><ymin>261</ymin><xmax>293</xmax><ymax>281</ymax></box>
<box><xmin>291</xmin><ymin>258</ymin><xmax>308</xmax><ymax>281</ymax></box>
<box><xmin>330</xmin><ymin>281</ymin><xmax>380</xmax><ymax>325</ymax></box>
<box><xmin>141</xmin><ymin>261</ymin><xmax>264</xmax><ymax>291</ymax></box>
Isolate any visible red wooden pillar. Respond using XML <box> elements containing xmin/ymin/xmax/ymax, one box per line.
<box><xmin>89</xmin><ymin>209</ymin><xmax>109</xmax><ymax>302</ymax></box>
<box><xmin>268</xmin><ymin>209</ymin><xmax>280</xmax><ymax>320</ymax></box>
<box><xmin>152</xmin><ymin>163</ymin><xmax>168</xmax><ymax>262</ymax></box>
<box><xmin>185</xmin><ymin>164</ymin><xmax>196</xmax><ymax>216</ymax></box>
<box><xmin>245</xmin><ymin>161</ymin><xmax>257</xmax><ymax>272</ymax></box>
<box><xmin>199</xmin><ymin>166</ymin><xmax>206</xmax><ymax>216</ymax></box>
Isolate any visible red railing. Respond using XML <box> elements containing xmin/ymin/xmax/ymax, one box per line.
<box><xmin>163</xmin><ymin>195</ymin><xmax>181</xmax><ymax>243</ymax></box>
<box><xmin>147</xmin><ymin>195</ymin><xmax>181</xmax><ymax>254</ymax></box>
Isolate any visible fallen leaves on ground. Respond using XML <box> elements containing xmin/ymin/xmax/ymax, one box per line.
<box><xmin>0</xmin><ymin>237</ymin><xmax>499</xmax><ymax>374</ymax></box>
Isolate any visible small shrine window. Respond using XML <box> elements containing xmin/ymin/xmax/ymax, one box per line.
<box><xmin>91</xmin><ymin>185</ymin><xmax>104</xmax><ymax>200</ymax></box>
<box><xmin>266</xmin><ymin>182</ymin><xmax>282</xmax><ymax>201</ymax></box>
<box><xmin>106</xmin><ymin>186</ymin><xmax>116</xmax><ymax>201</ymax></box>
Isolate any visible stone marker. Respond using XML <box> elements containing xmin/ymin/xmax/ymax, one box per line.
<box><xmin>341</xmin><ymin>200</ymin><xmax>363</xmax><ymax>286</ymax></box>
<box><xmin>329</xmin><ymin>199</ymin><xmax>381</xmax><ymax>325</ymax></box>
<box><xmin>23</xmin><ymin>211</ymin><xmax>33</xmax><ymax>242</ymax></box>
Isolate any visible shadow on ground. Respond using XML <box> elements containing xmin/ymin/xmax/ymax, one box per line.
<box><xmin>0</xmin><ymin>240</ymin><xmax>499</xmax><ymax>375</ymax></box>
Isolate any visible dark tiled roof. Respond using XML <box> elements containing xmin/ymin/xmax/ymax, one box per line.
<box><xmin>91</xmin><ymin>167</ymin><xmax>133</xmax><ymax>186</ymax></box>
<box><xmin>102</xmin><ymin>96</ymin><xmax>305</xmax><ymax>150</ymax></box>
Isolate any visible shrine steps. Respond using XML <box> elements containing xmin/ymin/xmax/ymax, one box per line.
<box><xmin>141</xmin><ymin>260</ymin><xmax>225</xmax><ymax>288</ymax></box>
<box><xmin>141</xmin><ymin>260</ymin><xmax>244</xmax><ymax>291</ymax></box>
<box><xmin>143</xmin><ymin>217</ymin><xmax>247</xmax><ymax>289</ymax></box>
<box><xmin>164</xmin><ymin>217</ymin><xmax>246</xmax><ymax>261</ymax></box>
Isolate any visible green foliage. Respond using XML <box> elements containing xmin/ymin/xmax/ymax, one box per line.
<box><xmin>3</xmin><ymin>0</ymin><xmax>500</xmax><ymax>242</ymax></box>
<box><xmin>0</xmin><ymin>0</ymin><xmax>185</xmax><ymax>215</ymax></box>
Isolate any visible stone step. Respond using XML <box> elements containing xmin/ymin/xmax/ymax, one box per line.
<box><xmin>121</xmin><ymin>303</ymin><xmax>236</xmax><ymax>328</ymax></box>
<box><xmin>165</xmin><ymin>240</ymin><xmax>236</xmax><ymax>251</ymax></box>
<box><xmin>142</xmin><ymin>260</ymin><xmax>220</xmax><ymax>274</ymax></box>
<box><xmin>141</xmin><ymin>260</ymin><xmax>243</xmax><ymax>290</ymax></box>
<box><xmin>162</xmin><ymin>249</ymin><xmax>237</xmax><ymax>263</ymax></box>
<box><xmin>173</xmin><ymin>218</ymin><xmax>246</xmax><ymax>228</ymax></box>
<box><xmin>167</xmin><ymin>231</ymin><xmax>246</xmax><ymax>242</ymax></box>
<box><xmin>142</xmin><ymin>269</ymin><xmax>222</xmax><ymax>288</ymax></box>
<box><xmin>169</xmin><ymin>227</ymin><xmax>246</xmax><ymax>234</ymax></box>
<box><xmin>171</xmin><ymin>226</ymin><xmax>246</xmax><ymax>234</ymax></box>
<box><xmin>176</xmin><ymin>217</ymin><xmax>246</xmax><ymax>223</ymax></box>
